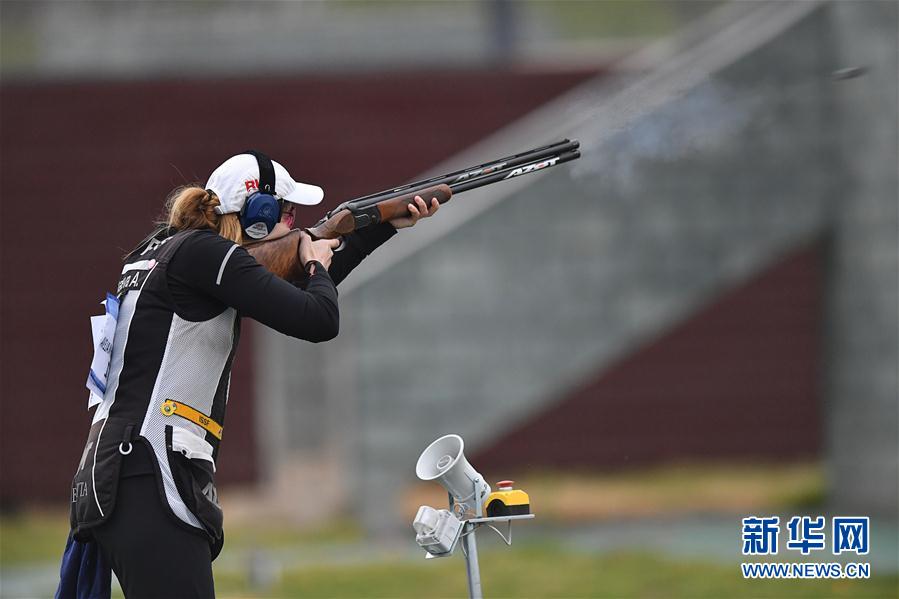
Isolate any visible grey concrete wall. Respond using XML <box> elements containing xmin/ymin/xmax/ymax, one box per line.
<box><xmin>256</xmin><ymin>1</ymin><xmax>898</xmax><ymax>530</ymax></box>
<box><xmin>824</xmin><ymin>0</ymin><xmax>899</xmax><ymax>516</ymax></box>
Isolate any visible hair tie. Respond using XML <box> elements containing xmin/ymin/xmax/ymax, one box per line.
<box><xmin>204</xmin><ymin>189</ymin><xmax>221</xmax><ymax>212</ymax></box>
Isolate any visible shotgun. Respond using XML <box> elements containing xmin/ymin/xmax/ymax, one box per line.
<box><xmin>248</xmin><ymin>140</ymin><xmax>580</xmax><ymax>279</ymax></box>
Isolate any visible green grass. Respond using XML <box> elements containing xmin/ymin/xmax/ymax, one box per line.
<box><xmin>3</xmin><ymin>515</ymin><xmax>895</xmax><ymax>598</ymax></box>
<box><xmin>528</xmin><ymin>0</ymin><xmax>720</xmax><ymax>40</ymax></box>
<box><xmin>319</xmin><ymin>0</ymin><xmax>716</xmax><ymax>41</ymax></box>
<box><xmin>211</xmin><ymin>547</ymin><xmax>897</xmax><ymax>598</ymax></box>
<box><xmin>1</xmin><ymin>461</ymin><xmax>826</xmax><ymax>568</ymax></box>
<box><xmin>0</xmin><ymin>26</ymin><xmax>38</xmax><ymax>72</ymax></box>
<box><xmin>0</xmin><ymin>512</ymin><xmax>361</xmax><ymax>567</ymax></box>
<box><xmin>224</xmin><ymin>518</ymin><xmax>363</xmax><ymax>549</ymax></box>
<box><xmin>0</xmin><ymin>462</ymin><xmax>875</xmax><ymax>598</ymax></box>
<box><xmin>0</xmin><ymin>511</ymin><xmax>70</xmax><ymax>566</ymax></box>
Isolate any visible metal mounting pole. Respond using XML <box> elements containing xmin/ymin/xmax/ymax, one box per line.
<box><xmin>434</xmin><ymin>478</ymin><xmax>534</xmax><ymax>599</ymax></box>
<box><xmin>462</xmin><ymin>524</ymin><xmax>482</xmax><ymax>598</ymax></box>
<box><xmin>461</xmin><ymin>478</ymin><xmax>484</xmax><ymax>599</ymax></box>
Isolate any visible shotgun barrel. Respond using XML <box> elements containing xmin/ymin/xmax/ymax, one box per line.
<box><xmin>249</xmin><ymin>139</ymin><xmax>581</xmax><ymax>276</ymax></box>
<box><xmin>447</xmin><ymin>149</ymin><xmax>581</xmax><ymax>194</ymax></box>
<box><xmin>308</xmin><ymin>144</ymin><xmax>580</xmax><ymax>240</ymax></box>
<box><xmin>329</xmin><ymin>139</ymin><xmax>579</xmax><ymax>215</ymax></box>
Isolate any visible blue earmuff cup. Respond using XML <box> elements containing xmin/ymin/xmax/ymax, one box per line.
<box><xmin>240</xmin><ymin>192</ymin><xmax>282</xmax><ymax>239</ymax></box>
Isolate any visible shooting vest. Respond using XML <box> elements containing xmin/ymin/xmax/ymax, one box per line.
<box><xmin>70</xmin><ymin>229</ymin><xmax>239</xmax><ymax>554</ymax></box>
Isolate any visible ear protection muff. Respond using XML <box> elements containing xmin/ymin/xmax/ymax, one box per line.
<box><xmin>240</xmin><ymin>150</ymin><xmax>283</xmax><ymax>240</ymax></box>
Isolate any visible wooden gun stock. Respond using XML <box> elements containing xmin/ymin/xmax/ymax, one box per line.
<box><xmin>305</xmin><ymin>184</ymin><xmax>452</xmax><ymax>240</ymax></box>
<box><xmin>246</xmin><ymin>229</ymin><xmax>305</xmax><ymax>281</ymax></box>
<box><xmin>247</xmin><ymin>185</ymin><xmax>452</xmax><ymax>281</ymax></box>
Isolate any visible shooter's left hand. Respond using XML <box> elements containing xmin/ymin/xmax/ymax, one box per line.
<box><xmin>389</xmin><ymin>195</ymin><xmax>440</xmax><ymax>229</ymax></box>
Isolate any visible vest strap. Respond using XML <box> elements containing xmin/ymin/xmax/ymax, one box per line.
<box><xmin>160</xmin><ymin>400</ymin><xmax>223</xmax><ymax>440</ymax></box>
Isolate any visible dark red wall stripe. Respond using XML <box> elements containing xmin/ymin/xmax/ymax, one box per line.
<box><xmin>473</xmin><ymin>243</ymin><xmax>824</xmax><ymax>477</ymax></box>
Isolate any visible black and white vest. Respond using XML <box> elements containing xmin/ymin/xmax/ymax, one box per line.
<box><xmin>70</xmin><ymin>230</ymin><xmax>239</xmax><ymax>553</ymax></box>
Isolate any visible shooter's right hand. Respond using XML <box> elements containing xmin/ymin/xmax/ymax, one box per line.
<box><xmin>298</xmin><ymin>231</ymin><xmax>340</xmax><ymax>270</ymax></box>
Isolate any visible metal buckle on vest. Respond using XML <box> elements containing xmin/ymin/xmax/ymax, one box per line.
<box><xmin>160</xmin><ymin>399</ymin><xmax>223</xmax><ymax>440</ymax></box>
<box><xmin>119</xmin><ymin>424</ymin><xmax>134</xmax><ymax>455</ymax></box>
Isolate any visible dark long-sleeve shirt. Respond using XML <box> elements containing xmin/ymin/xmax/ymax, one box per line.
<box><xmin>165</xmin><ymin>224</ymin><xmax>396</xmax><ymax>341</ymax></box>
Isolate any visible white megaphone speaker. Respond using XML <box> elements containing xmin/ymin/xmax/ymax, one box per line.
<box><xmin>416</xmin><ymin>434</ymin><xmax>490</xmax><ymax>508</ymax></box>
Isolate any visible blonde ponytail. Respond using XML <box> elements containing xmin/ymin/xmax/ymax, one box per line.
<box><xmin>165</xmin><ymin>185</ymin><xmax>243</xmax><ymax>245</ymax></box>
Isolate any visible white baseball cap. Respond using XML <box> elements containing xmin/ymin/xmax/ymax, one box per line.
<box><xmin>205</xmin><ymin>153</ymin><xmax>324</xmax><ymax>214</ymax></box>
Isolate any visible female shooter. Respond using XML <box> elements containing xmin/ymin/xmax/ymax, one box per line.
<box><xmin>61</xmin><ymin>151</ymin><xmax>438</xmax><ymax>598</ymax></box>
